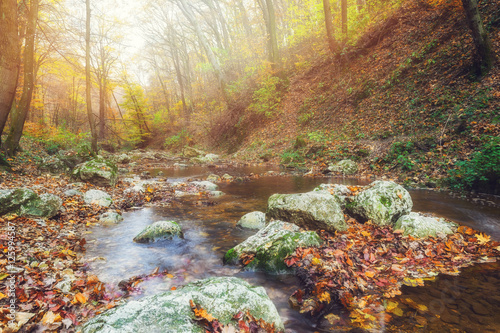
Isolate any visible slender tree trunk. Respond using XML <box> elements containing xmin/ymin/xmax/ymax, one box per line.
<box><xmin>236</xmin><ymin>0</ymin><xmax>252</xmax><ymax>38</ymax></box>
<box><xmin>266</xmin><ymin>0</ymin><xmax>279</xmax><ymax>68</ymax></box>
<box><xmin>176</xmin><ymin>0</ymin><xmax>227</xmax><ymax>101</ymax></box>
<box><xmin>86</xmin><ymin>0</ymin><xmax>98</xmax><ymax>154</ymax></box>
<box><xmin>323</xmin><ymin>0</ymin><xmax>339</xmax><ymax>53</ymax></box>
<box><xmin>461</xmin><ymin>0</ymin><xmax>495</xmax><ymax>73</ymax></box>
<box><xmin>5</xmin><ymin>0</ymin><xmax>39</xmax><ymax>156</ymax></box>
<box><xmin>0</xmin><ymin>0</ymin><xmax>20</xmax><ymax>147</ymax></box>
<box><xmin>341</xmin><ymin>0</ymin><xmax>348</xmax><ymax>36</ymax></box>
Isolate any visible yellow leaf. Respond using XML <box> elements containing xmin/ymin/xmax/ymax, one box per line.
<box><xmin>361</xmin><ymin>230</ymin><xmax>371</xmax><ymax>237</ymax></box>
<box><xmin>386</xmin><ymin>302</ymin><xmax>403</xmax><ymax>316</ymax></box>
<box><xmin>0</xmin><ymin>292</ymin><xmax>6</xmax><ymax>300</ymax></box>
<box><xmin>42</xmin><ymin>311</ymin><xmax>62</xmax><ymax>325</ymax></box>
<box><xmin>166</xmin><ymin>274</ymin><xmax>174</xmax><ymax>279</ymax></box>
<box><xmin>475</xmin><ymin>233</ymin><xmax>490</xmax><ymax>245</ymax></box>
<box><xmin>311</xmin><ymin>257</ymin><xmax>321</xmax><ymax>265</ymax></box>
<box><xmin>318</xmin><ymin>291</ymin><xmax>331</xmax><ymax>303</ymax></box>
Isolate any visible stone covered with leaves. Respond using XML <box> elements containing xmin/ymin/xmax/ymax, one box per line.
<box><xmin>72</xmin><ymin>157</ymin><xmax>118</xmax><ymax>187</ymax></box>
<box><xmin>237</xmin><ymin>211</ymin><xmax>266</xmax><ymax>229</ymax></box>
<box><xmin>133</xmin><ymin>220</ymin><xmax>183</xmax><ymax>243</ymax></box>
<box><xmin>224</xmin><ymin>220</ymin><xmax>322</xmax><ymax>273</ymax></box>
<box><xmin>80</xmin><ymin>277</ymin><xmax>284</xmax><ymax>333</ymax></box>
<box><xmin>394</xmin><ymin>212</ymin><xmax>458</xmax><ymax>238</ymax></box>
<box><xmin>267</xmin><ymin>191</ymin><xmax>347</xmax><ymax>232</ymax></box>
<box><xmin>347</xmin><ymin>181</ymin><xmax>412</xmax><ymax>226</ymax></box>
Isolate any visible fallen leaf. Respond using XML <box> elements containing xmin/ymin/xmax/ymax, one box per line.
<box><xmin>475</xmin><ymin>233</ymin><xmax>490</xmax><ymax>245</ymax></box>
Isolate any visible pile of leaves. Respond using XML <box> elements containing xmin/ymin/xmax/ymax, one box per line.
<box><xmin>283</xmin><ymin>218</ymin><xmax>500</xmax><ymax>330</ymax></box>
<box><xmin>190</xmin><ymin>300</ymin><xmax>277</xmax><ymax>333</ymax></box>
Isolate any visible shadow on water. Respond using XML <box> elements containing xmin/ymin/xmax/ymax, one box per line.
<box><xmin>85</xmin><ymin>169</ymin><xmax>500</xmax><ymax>332</ymax></box>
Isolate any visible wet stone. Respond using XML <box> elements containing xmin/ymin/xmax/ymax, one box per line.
<box><xmin>471</xmin><ymin>301</ymin><xmax>491</xmax><ymax>316</ymax></box>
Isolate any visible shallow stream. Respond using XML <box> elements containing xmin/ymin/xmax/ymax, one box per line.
<box><xmin>84</xmin><ymin>166</ymin><xmax>500</xmax><ymax>332</ymax></box>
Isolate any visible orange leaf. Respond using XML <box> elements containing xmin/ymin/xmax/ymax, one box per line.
<box><xmin>74</xmin><ymin>293</ymin><xmax>87</xmax><ymax>304</ymax></box>
<box><xmin>364</xmin><ymin>270</ymin><xmax>375</xmax><ymax>278</ymax></box>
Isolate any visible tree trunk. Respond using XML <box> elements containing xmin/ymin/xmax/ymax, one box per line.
<box><xmin>177</xmin><ymin>0</ymin><xmax>227</xmax><ymax>101</ymax></box>
<box><xmin>86</xmin><ymin>0</ymin><xmax>98</xmax><ymax>154</ymax></box>
<box><xmin>266</xmin><ymin>0</ymin><xmax>279</xmax><ymax>67</ymax></box>
<box><xmin>5</xmin><ymin>0</ymin><xmax>39</xmax><ymax>156</ymax></box>
<box><xmin>461</xmin><ymin>0</ymin><xmax>495</xmax><ymax>74</ymax></box>
<box><xmin>0</xmin><ymin>0</ymin><xmax>20</xmax><ymax>147</ymax></box>
<box><xmin>341</xmin><ymin>0</ymin><xmax>348</xmax><ymax>36</ymax></box>
<box><xmin>322</xmin><ymin>0</ymin><xmax>339</xmax><ymax>53</ymax></box>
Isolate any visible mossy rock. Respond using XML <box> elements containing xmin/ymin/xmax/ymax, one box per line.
<box><xmin>328</xmin><ymin>159</ymin><xmax>358</xmax><ymax>175</ymax></box>
<box><xmin>80</xmin><ymin>277</ymin><xmax>284</xmax><ymax>333</ymax></box>
<box><xmin>0</xmin><ymin>188</ymin><xmax>38</xmax><ymax>216</ymax></box>
<box><xmin>237</xmin><ymin>211</ymin><xmax>266</xmax><ymax>230</ymax></box>
<box><xmin>133</xmin><ymin>221</ymin><xmax>183</xmax><ymax>243</ymax></box>
<box><xmin>347</xmin><ymin>180</ymin><xmax>412</xmax><ymax>226</ymax></box>
<box><xmin>267</xmin><ymin>191</ymin><xmax>347</xmax><ymax>232</ymax></box>
<box><xmin>224</xmin><ymin>220</ymin><xmax>322</xmax><ymax>274</ymax></box>
<box><xmin>84</xmin><ymin>190</ymin><xmax>113</xmax><ymax>207</ymax></box>
<box><xmin>72</xmin><ymin>157</ymin><xmax>118</xmax><ymax>187</ymax></box>
<box><xmin>19</xmin><ymin>193</ymin><xmax>62</xmax><ymax>218</ymax></box>
<box><xmin>394</xmin><ymin>212</ymin><xmax>458</xmax><ymax>238</ymax></box>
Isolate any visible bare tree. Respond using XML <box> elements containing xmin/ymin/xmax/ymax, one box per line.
<box><xmin>86</xmin><ymin>0</ymin><xmax>98</xmax><ymax>154</ymax></box>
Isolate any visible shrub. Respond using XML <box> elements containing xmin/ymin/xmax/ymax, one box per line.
<box><xmin>447</xmin><ymin>137</ymin><xmax>500</xmax><ymax>194</ymax></box>
<box><xmin>164</xmin><ymin>129</ymin><xmax>192</xmax><ymax>151</ymax></box>
<box><xmin>248</xmin><ymin>75</ymin><xmax>287</xmax><ymax>118</ymax></box>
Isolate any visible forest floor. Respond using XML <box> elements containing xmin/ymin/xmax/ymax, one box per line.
<box><xmin>228</xmin><ymin>1</ymin><xmax>499</xmax><ymax>195</ymax></box>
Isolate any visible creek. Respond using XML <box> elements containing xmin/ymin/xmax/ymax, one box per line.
<box><xmin>84</xmin><ymin>166</ymin><xmax>500</xmax><ymax>332</ymax></box>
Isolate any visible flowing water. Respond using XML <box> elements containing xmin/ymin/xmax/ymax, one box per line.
<box><xmin>84</xmin><ymin>166</ymin><xmax>500</xmax><ymax>332</ymax></box>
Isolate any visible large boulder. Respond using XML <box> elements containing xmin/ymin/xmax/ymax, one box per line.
<box><xmin>267</xmin><ymin>191</ymin><xmax>347</xmax><ymax>232</ymax></box>
<box><xmin>84</xmin><ymin>190</ymin><xmax>113</xmax><ymax>207</ymax></box>
<box><xmin>19</xmin><ymin>193</ymin><xmax>62</xmax><ymax>218</ymax></box>
<box><xmin>347</xmin><ymin>181</ymin><xmax>412</xmax><ymax>226</ymax></box>
<box><xmin>39</xmin><ymin>156</ymin><xmax>67</xmax><ymax>173</ymax></box>
<box><xmin>80</xmin><ymin>277</ymin><xmax>284</xmax><ymax>333</ymax></box>
<box><xmin>224</xmin><ymin>220</ymin><xmax>322</xmax><ymax>273</ymax></box>
<box><xmin>328</xmin><ymin>159</ymin><xmax>358</xmax><ymax>175</ymax></box>
<box><xmin>0</xmin><ymin>188</ymin><xmax>38</xmax><ymax>216</ymax></box>
<box><xmin>313</xmin><ymin>183</ymin><xmax>353</xmax><ymax>208</ymax></box>
<box><xmin>72</xmin><ymin>157</ymin><xmax>118</xmax><ymax>187</ymax></box>
<box><xmin>394</xmin><ymin>212</ymin><xmax>458</xmax><ymax>238</ymax></box>
<box><xmin>133</xmin><ymin>220</ymin><xmax>183</xmax><ymax>243</ymax></box>
<box><xmin>237</xmin><ymin>211</ymin><xmax>266</xmax><ymax>230</ymax></box>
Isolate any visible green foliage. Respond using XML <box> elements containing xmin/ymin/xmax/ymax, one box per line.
<box><xmin>383</xmin><ymin>140</ymin><xmax>417</xmax><ymax>171</ymax></box>
<box><xmin>249</xmin><ymin>75</ymin><xmax>288</xmax><ymax>118</ymax></box>
<box><xmin>447</xmin><ymin>136</ymin><xmax>500</xmax><ymax>193</ymax></box>
<box><xmin>307</xmin><ymin>130</ymin><xmax>328</xmax><ymax>143</ymax></box>
<box><xmin>280</xmin><ymin>148</ymin><xmax>305</xmax><ymax>167</ymax></box>
<box><xmin>164</xmin><ymin>129</ymin><xmax>192</xmax><ymax>151</ymax></box>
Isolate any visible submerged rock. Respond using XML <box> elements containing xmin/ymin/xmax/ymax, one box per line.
<box><xmin>347</xmin><ymin>181</ymin><xmax>412</xmax><ymax>226</ymax></box>
<box><xmin>237</xmin><ymin>211</ymin><xmax>266</xmax><ymax>230</ymax></box>
<box><xmin>222</xmin><ymin>173</ymin><xmax>234</xmax><ymax>181</ymax></box>
<box><xmin>99</xmin><ymin>211</ymin><xmax>124</xmax><ymax>225</ymax></box>
<box><xmin>84</xmin><ymin>190</ymin><xmax>113</xmax><ymax>207</ymax></box>
<box><xmin>267</xmin><ymin>191</ymin><xmax>347</xmax><ymax>232</ymax></box>
<box><xmin>80</xmin><ymin>277</ymin><xmax>284</xmax><ymax>333</ymax></box>
<box><xmin>72</xmin><ymin>157</ymin><xmax>118</xmax><ymax>187</ymax></box>
<box><xmin>394</xmin><ymin>212</ymin><xmax>458</xmax><ymax>238</ymax></box>
<box><xmin>224</xmin><ymin>220</ymin><xmax>322</xmax><ymax>273</ymax></box>
<box><xmin>190</xmin><ymin>181</ymin><xmax>218</xmax><ymax>191</ymax></box>
<box><xmin>328</xmin><ymin>159</ymin><xmax>358</xmax><ymax>175</ymax></box>
<box><xmin>206</xmin><ymin>174</ymin><xmax>221</xmax><ymax>183</ymax></box>
<box><xmin>133</xmin><ymin>220</ymin><xmax>183</xmax><ymax>243</ymax></box>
